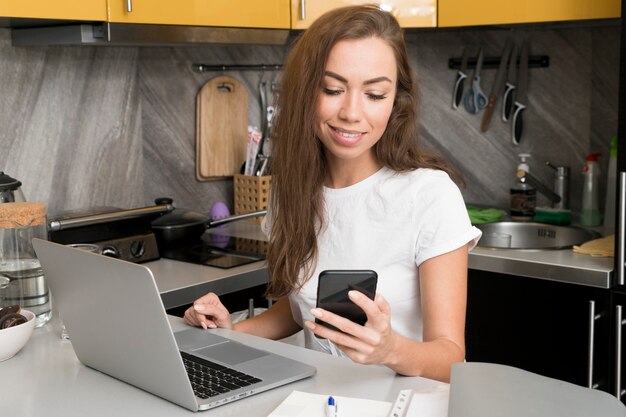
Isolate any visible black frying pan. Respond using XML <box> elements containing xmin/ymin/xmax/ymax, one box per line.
<box><xmin>150</xmin><ymin>198</ymin><xmax>266</xmax><ymax>245</ymax></box>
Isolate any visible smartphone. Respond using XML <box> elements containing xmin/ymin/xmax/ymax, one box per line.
<box><xmin>315</xmin><ymin>270</ymin><xmax>378</xmax><ymax>335</ymax></box>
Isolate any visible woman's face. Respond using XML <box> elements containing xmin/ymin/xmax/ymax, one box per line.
<box><xmin>315</xmin><ymin>36</ymin><xmax>397</xmax><ymax>173</ymax></box>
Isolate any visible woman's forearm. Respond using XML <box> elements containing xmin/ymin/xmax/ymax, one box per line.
<box><xmin>383</xmin><ymin>333</ymin><xmax>465</xmax><ymax>382</ymax></box>
<box><xmin>234</xmin><ymin>297</ymin><xmax>302</xmax><ymax>340</ymax></box>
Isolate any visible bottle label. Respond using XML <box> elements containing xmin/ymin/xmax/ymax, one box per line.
<box><xmin>510</xmin><ymin>188</ymin><xmax>537</xmax><ymax>217</ymax></box>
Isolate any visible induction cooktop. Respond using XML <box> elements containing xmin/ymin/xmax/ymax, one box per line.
<box><xmin>158</xmin><ymin>232</ymin><xmax>267</xmax><ymax>269</ymax></box>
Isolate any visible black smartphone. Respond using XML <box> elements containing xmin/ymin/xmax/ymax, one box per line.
<box><xmin>315</xmin><ymin>270</ymin><xmax>378</xmax><ymax>336</ymax></box>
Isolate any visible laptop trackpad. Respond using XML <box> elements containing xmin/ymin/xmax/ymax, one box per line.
<box><xmin>194</xmin><ymin>342</ymin><xmax>269</xmax><ymax>366</ymax></box>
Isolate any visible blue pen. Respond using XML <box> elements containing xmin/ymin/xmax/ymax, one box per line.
<box><xmin>326</xmin><ymin>396</ymin><xmax>337</xmax><ymax>417</ymax></box>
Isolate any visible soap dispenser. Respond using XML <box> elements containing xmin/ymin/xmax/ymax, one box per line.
<box><xmin>510</xmin><ymin>153</ymin><xmax>536</xmax><ymax>221</ymax></box>
<box><xmin>580</xmin><ymin>152</ymin><xmax>603</xmax><ymax>227</ymax></box>
<box><xmin>604</xmin><ymin>137</ymin><xmax>617</xmax><ymax>229</ymax></box>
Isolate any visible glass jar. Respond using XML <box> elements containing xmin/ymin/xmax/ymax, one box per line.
<box><xmin>0</xmin><ymin>202</ymin><xmax>51</xmax><ymax>327</ymax></box>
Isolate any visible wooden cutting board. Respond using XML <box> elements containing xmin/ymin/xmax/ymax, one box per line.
<box><xmin>196</xmin><ymin>75</ymin><xmax>249</xmax><ymax>181</ymax></box>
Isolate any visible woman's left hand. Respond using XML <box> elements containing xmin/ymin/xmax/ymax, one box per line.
<box><xmin>305</xmin><ymin>290</ymin><xmax>399</xmax><ymax>366</ymax></box>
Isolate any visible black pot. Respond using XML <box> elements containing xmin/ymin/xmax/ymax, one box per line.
<box><xmin>151</xmin><ymin>199</ymin><xmax>266</xmax><ymax>245</ymax></box>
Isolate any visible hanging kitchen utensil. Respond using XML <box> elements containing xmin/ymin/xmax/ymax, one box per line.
<box><xmin>481</xmin><ymin>39</ymin><xmax>512</xmax><ymax>132</ymax></box>
<box><xmin>451</xmin><ymin>47</ymin><xmax>469</xmax><ymax>110</ymax></box>
<box><xmin>463</xmin><ymin>47</ymin><xmax>488</xmax><ymax>114</ymax></box>
<box><xmin>511</xmin><ymin>41</ymin><xmax>529</xmax><ymax>146</ymax></box>
<box><xmin>502</xmin><ymin>43</ymin><xmax>518</xmax><ymax>122</ymax></box>
<box><xmin>196</xmin><ymin>75</ymin><xmax>249</xmax><ymax>181</ymax></box>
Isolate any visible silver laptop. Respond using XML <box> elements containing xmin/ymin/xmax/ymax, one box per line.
<box><xmin>33</xmin><ymin>238</ymin><xmax>316</xmax><ymax>412</ymax></box>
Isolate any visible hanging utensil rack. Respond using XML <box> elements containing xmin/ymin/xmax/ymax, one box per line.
<box><xmin>449</xmin><ymin>55</ymin><xmax>549</xmax><ymax>70</ymax></box>
<box><xmin>192</xmin><ymin>63</ymin><xmax>283</xmax><ymax>72</ymax></box>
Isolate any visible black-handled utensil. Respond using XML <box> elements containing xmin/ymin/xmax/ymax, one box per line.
<box><xmin>481</xmin><ymin>39</ymin><xmax>512</xmax><ymax>132</ymax></box>
<box><xmin>511</xmin><ymin>41</ymin><xmax>529</xmax><ymax>146</ymax></box>
<box><xmin>451</xmin><ymin>48</ymin><xmax>469</xmax><ymax>110</ymax></box>
<box><xmin>502</xmin><ymin>43</ymin><xmax>518</xmax><ymax>122</ymax></box>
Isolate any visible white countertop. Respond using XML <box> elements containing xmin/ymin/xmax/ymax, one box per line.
<box><xmin>4</xmin><ymin>315</ymin><xmax>446</xmax><ymax>416</ymax></box>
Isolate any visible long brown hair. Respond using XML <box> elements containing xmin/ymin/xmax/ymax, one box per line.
<box><xmin>266</xmin><ymin>4</ymin><xmax>455</xmax><ymax>298</ymax></box>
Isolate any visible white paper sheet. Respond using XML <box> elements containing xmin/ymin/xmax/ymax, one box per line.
<box><xmin>267</xmin><ymin>390</ymin><xmax>392</xmax><ymax>417</ymax></box>
<box><xmin>404</xmin><ymin>384</ymin><xmax>450</xmax><ymax>417</ymax></box>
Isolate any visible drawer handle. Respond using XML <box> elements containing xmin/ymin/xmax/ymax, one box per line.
<box><xmin>616</xmin><ymin>305</ymin><xmax>626</xmax><ymax>398</ymax></box>
<box><xmin>588</xmin><ymin>300</ymin><xmax>601</xmax><ymax>389</ymax></box>
<box><xmin>618</xmin><ymin>172</ymin><xmax>626</xmax><ymax>286</ymax></box>
<box><xmin>300</xmin><ymin>0</ymin><xmax>306</xmax><ymax>20</ymax></box>
<box><xmin>126</xmin><ymin>0</ymin><xmax>133</xmax><ymax>13</ymax></box>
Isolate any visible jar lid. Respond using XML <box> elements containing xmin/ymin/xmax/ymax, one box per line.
<box><xmin>0</xmin><ymin>202</ymin><xmax>46</xmax><ymax>228</ymax></box>
<box><xmin>0</xmin><ymin>172</ymin><xmax>22</xmax><ymax>191</ymax></box>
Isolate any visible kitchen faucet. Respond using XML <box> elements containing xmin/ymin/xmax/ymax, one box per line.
<box><xmin>516</xmin><ymin>161</ymin><xmax>569</xmax><ymax>209</ymax></box>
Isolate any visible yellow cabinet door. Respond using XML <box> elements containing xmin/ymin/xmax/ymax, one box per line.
<box><xmin>0</xmin><ymin>1</ymin><xmax>106</xmax><ymax>21</ymax></box>
<box><xmin>108</xmin><ymin>0</ymin><xmax>290</xmax><ymax>29</ymax></box>
<box><xmin>291</xmin><ymin>0</ymin><xmax>436</xmax><ymax>29</ymax></box>
<box><xmin>439</xmin><ymin>0</ymin><xmax>621</xmax><ymax>27</ymax></box>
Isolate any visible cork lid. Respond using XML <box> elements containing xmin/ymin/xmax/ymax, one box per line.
<box><xmin>0</xmin><ymin>202</ymin><xmax>46</xmax><ymax>228</ymax></box>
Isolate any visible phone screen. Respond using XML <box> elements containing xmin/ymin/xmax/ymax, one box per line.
<box><xmin>315</xmin><ymin>270</ymin><xmax>378</xmax><ymax>335</ymax></box>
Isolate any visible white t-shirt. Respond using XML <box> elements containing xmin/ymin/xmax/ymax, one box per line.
<box><xmin>266</xmin><ymin>167</ymin><xmax>481</xmax><ymax>356</ymax></box>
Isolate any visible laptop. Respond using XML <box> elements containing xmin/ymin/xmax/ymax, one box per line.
<box><xmin>32</xmin><ymin>238</ymin><xmax>316</xmax><ymax>412</ymax></box>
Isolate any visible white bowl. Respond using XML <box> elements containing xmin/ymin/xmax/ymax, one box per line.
<box><xmin>0</xmin><ymin>309</ymin><xmax>36</xmax><ymax>362</ymax></box>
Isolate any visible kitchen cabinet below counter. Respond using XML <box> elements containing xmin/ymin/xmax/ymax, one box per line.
<box><xmin>439</xmin><ymin>0</ymin><xmax>620</xmax><ymax>27</ymax></box>
<box><xmin>109</xmin><ymin>0</ymin><xmax>291</xmax><ymax>29</ymax></box>
<box><xmin>0</xmin><ymin>0</ymin><xmax>106</xmax><ymax>21</ymax></box>
<box><xmin>291</xmin><ymin>0</ymin><xmax>436</xmax><ymax>29</ymax></box>
<box><xmin>466</xmin><ymin>269</ymin><xmax>611</xmax><ymax>394</ymax></box>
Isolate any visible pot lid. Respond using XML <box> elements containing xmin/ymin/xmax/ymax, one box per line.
<box><xmin>0</xmin><ymin>172</ymin><xmax>21</xmax><ymax>191</ymax></box>
<box><xmin>151</xmin><ymin>208</ymin><xmax>208</xmax><ymax>228</ymax></box>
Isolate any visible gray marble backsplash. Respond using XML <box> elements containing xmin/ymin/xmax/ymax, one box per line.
<box><xmin>0</xmin><ymin>22</ymin><xmax>619</xmax><ymax>220</ymax></box>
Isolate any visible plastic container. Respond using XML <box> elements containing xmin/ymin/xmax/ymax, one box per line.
<box><xmin>604</xmin><ymin>136</ymin><xmax>617</xmax><ymax>230</ymax></box>
<box><xmin>580</xmin><ymin>152</ymin><xmax>603</xmax><ymax>227</ymax></box>
<box><xmin>510</xmin><ymin>153</ymin><xmax>536</xmax><ymax>222</ymax></box>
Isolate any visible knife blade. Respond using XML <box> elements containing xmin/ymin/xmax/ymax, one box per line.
<box><xmin>511</xmin><ymin>41</ymin><xmax>529</xmax><ymax>146</ymax></box>
<box><xmin>451</xmin><ymin>48</ymin><xmax>469</xmax><ymax>110</ymax></box>
<box><xmin>502</xmin><ymin>43</ymin><xmax>518</xmax><ymax>122</ymax></box>
<box><xmin>481</xmin><ymin>39</ymin><xmax>512</xmax><ymax>132</ymax></box>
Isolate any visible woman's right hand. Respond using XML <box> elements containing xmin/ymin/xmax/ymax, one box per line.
<box><xmin>183</xmin><ymin>292</ymin><xmax>234</xmax><ymax>330</ymax></box>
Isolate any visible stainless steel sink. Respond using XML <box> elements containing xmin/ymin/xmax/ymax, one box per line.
<box><xmin>475</xmin><ymin>222</ymin><xmax>599</xmax><ymax>249</ymax></box>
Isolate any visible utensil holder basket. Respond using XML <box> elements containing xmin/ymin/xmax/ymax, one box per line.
<box><xmin>234</xmin><ymin>175</ymin><xmax>271</xmax><ymax>223</ymax></box>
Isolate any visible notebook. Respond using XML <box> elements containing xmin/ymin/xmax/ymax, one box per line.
<box><xmin>32</xmin><ymin>238</ymin><xmax>316</xmax><ymax>412</ymax></box>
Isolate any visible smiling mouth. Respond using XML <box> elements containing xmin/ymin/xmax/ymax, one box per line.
<box><xmin>330</xmin><ymin>125</ymin><xmax>365</xmax><ymax>141</ymax></box>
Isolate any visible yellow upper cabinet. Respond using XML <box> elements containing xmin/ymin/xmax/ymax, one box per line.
<box><xmin>291</xmin><ymin>0</ymin><xmax>436</xmax><ymax>29</ymax></box>
<box><xmin>0</xmin><ymin>0</ymin><xmax>106</xmax><ymax>21</ymax></box>
<box><xmin>108</xmin><ymin>0</ymin><xmax>291</xmax><ymax>29</ymax></box>
<box><xmin>439</xmin><ymin>0</ymin><xmax>621</xmax><ymax>27</ymax></box>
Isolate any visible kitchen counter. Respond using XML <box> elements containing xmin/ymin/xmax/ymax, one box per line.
<box><xmin>147</xmin><ymin>222</ymin><xmax>269</xmax><ymax>309</ymax></box>
<box><xmin>4</xmin><ymin>315</ymin><xmax>446</xmax><ymax>416</ymax></box>
<box><xmin>151</xmin><ymin>222</ymin><xmax>614</xmax><ymax>303</ymax></box>
<box><xmin>469</xmin><ymin>247</ymin><xmax>614</xmax><ymax>289</ymax></box>
<box><xmin>149</xmin><ymin>257</ymin><xmax>268</xmax><ymax>309</ymax></box>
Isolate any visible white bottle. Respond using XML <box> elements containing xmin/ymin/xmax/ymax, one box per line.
<box><xmin>510</xmin><ymin>153</ymin><xmax>536</xmax><ymax>221</ymax></box>
<box><xmin>604</xmin><ymin>137</ymin><xmax>617</xmax><ymax>230</ymax></box>
<box><xmin>580</xmin><ymin>152</ymin><xmax>603</xmax><ymax>227</ymax></box>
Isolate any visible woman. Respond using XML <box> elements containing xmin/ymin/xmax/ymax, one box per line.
<box><xmin>185</xmin><ymin>5</ymin><xmax>481</xmax><ymax>383</ymax></box>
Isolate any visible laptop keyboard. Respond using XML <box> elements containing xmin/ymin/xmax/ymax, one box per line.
<box><xmin>181</xmin><ymin>351</ymin><xmax>263</xmax><ymax>399</ymax></box>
